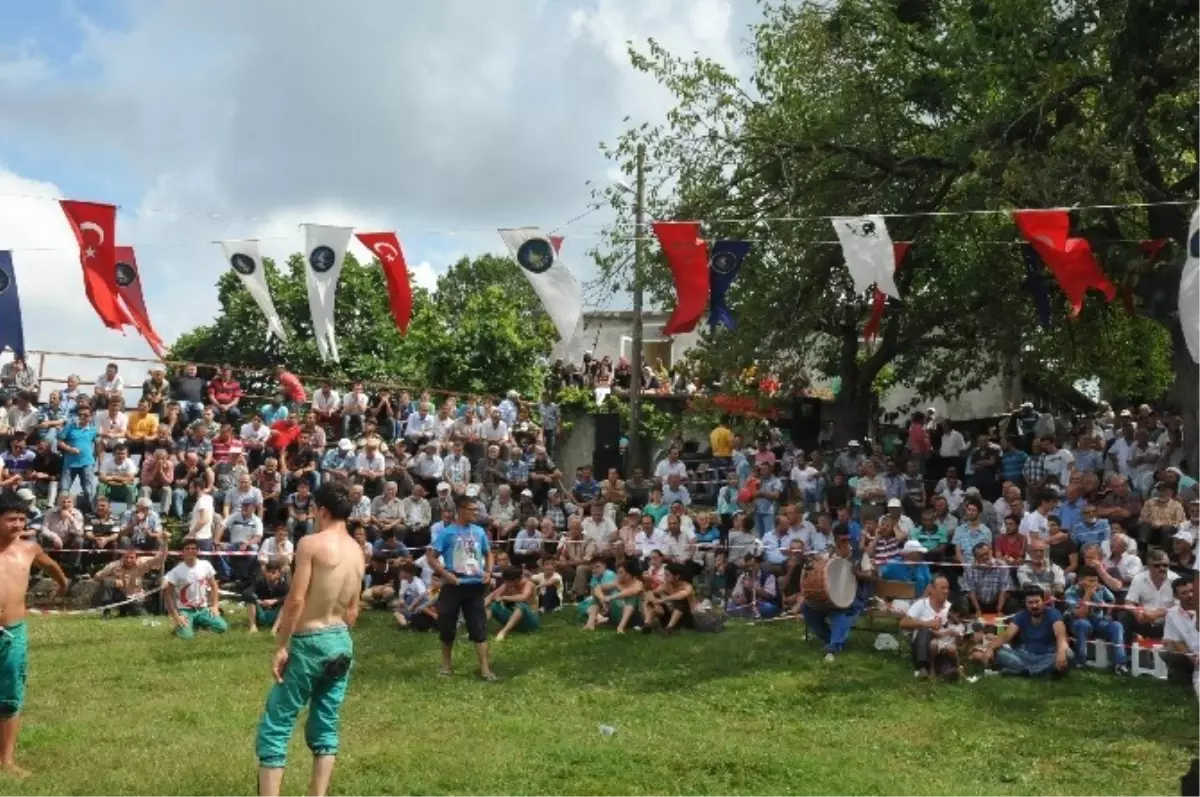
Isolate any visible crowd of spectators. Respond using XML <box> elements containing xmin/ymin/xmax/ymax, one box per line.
<box><xmin>0</xmin><ymin>354</ymin><xmax>1195</xmax><ymax>688</ymax></box>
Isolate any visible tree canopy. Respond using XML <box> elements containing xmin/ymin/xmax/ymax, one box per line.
<box><xmin>170</xmin><ymin>252</ymin><xmax>556</xmax><ymax>398</ymax></box>
<box><xmin>595</xmin><ymin>0</ymin><xmax>1197</xmax><ymax>438</ymax></box>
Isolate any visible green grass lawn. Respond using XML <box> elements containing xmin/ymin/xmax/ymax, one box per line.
<box><xmin>2</xmin><ymin>608</ymin><xmax>1195</xmax><ymax>795</ymax></box>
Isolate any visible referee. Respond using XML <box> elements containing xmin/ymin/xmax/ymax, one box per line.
<box><xmin>428</xmin><ymin>493</ymin><xmax>498</xmax><ymax>681</ymax></box>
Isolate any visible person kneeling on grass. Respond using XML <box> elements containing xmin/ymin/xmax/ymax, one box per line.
<box><xmin>584</xmin><ymin>559</ymin><xmax>644</xmax><ymax>633</ymax></box>
<box><xmin>393</xmin><ymin>563</ymin><xmax>435</xmax><ymax>631</ymax></box>
<box><xmin>245</xmin><ymin>561</ymin><xmax>290</xmax><ymax>634</ymax></box>
<box><xmin>487</xmin><ymin>566</ymin><xmax>540</xmax><ymax>641</ymax></box>
<box><xmin>164</xmin><ymin>539</ymin><xmax>228</xmax><ymax>639</ymax></box>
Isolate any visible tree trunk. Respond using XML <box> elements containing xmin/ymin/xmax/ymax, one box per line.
<box><xmin>827</xmin><ymin>385</ymin><xmax>873</xmax><ymax>447</ymax></box>
<box><xmin>1167</xmin><ymin>327</ymin><xmax>1199</xmax><ymax>475</ymax></box>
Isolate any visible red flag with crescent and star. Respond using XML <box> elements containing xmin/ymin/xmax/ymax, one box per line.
<box><xmin>59</xmin><ymin>199</ymin><xmax>128</xmax><ymax>330</ymax></box>
<box><xmin>355</xmin><ymin>231</ymin><xmax>413</xmax><ymax>335</ymax></box>
<box><xmin>1011</xmin><ymin>209</ymin><xmax>1116</xmax><ymax>317</ymax></box>
<box><xmin>113</xmin><ymin>246</ymin><xmax>166</xmax><ymax>357</ymax></box>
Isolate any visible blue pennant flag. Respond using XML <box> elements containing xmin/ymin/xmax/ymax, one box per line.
<box><xmin>708</xmin><ymin>239</ymin><xmax>751</xmax><ymax>329</ymax></box>
<box><xmin>0</xmin><ymin>251</ymin><xmax>25</xmax><ymax>357</ymax></box>
<box><xmin>1021</xmin><ymin>244</ymin><xmax>1051</xmax><ymax>329</ymax></box>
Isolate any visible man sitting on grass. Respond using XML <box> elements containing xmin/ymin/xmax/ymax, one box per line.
<box><xmin>584</xmin><ymin>559</ymin><xmax>644</xmax><ymax>633</ymax></box>
<box><xmin>486</xmin><ymin>566</ymin><xmax>540</xmax><ymax>641</ymax></box>
<box><xmin>245</xmin><ymin>561</ymin><xmax>290</xmax><ymax>634</ymax></box>
<box><xmin>393</xmin><ymin>563</ymin><xmax>434</xmax><ymax>631</ymax></box>
<box><xmin>164</xmin><ymin>539</ymin><xmax>228</xmax><ymax>639</ymax></box>
<box><xmin>642</xmin><ymin>562</ymin><xmax>698</xmax><ymax>635</ymax></box>
<box><xmin>985</xmin><ymin>583</ymin><xmax>1070</xmax><ymax>677</ymax></box>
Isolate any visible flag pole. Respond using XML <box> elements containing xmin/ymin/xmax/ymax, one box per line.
<box><xmin>627</xmin><ymin>143</ymin><xmax>646</xmax><ymax>473</ymax></box>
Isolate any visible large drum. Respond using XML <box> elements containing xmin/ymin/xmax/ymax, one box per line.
<box><xmin>800</xmin><ymin>556</ymin><xmax>857</xmax><ymax>612</ymax></box>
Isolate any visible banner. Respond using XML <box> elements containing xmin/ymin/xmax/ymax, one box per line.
<box><xmin>0</xmin><ymin>251</ymin><xmax>25</xmax><ymax>357</ymax></box>
<box><xmin>651</xmin><ymin>221</ymin><xmax>710</xmax><ymax>335</ymax></box>
<box><xmin>113</xmin><ymin>246</ymin><xmax>166</xmax><ymax>358</ymax></box>
<box><xmin>1020</xmin><ymin>244</ymin><xmax>1052</xmax><ymax>329</ymax></box>
<box><xmin>218</xmin><ymin>239</ymin><xmax>288</xmax><ymax>342</ymax></box>
<box><xmin>355</xmin><ymin>231</ymin><xmax>413</xmax><ymax>336</ymax></box>
<box><xmin>498</xmin><ymin>228</ymin><xmax>582</xmax><ymax>343</ymax></box>
<box><xmin>831</xmin><ymin>215</ymin><xmax>901</xmax><ymax>298</ymax></box>
<box><xmin>302</xmin><ymin>224</ymin><xmax>352</xmax><ymax>362</ymax></box>
<box><xmin>1181</xmin><ymin>207</ymin><xmax>1199</xmax><ymax>364</ymax></box>
<box><xmin>707</xmin><ymin>239</ymin><xmax>751</xmax><ymax>330</ymax></box>
<box><xmin>1011</xmin><ymin>209</ymin><xmax>1115</xmax><ymax>316</ymax></box>
<box><xmin>59</xmin><ymin>199</ymin><xmax>128</xmax><ymax>330</ymax></box>
<box><xmin>863</xmin><ymin>242</ymin><xmax>912</xmax><ymax>342</ymax></box>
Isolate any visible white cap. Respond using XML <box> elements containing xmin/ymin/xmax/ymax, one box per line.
<box><xmin>902</xmin><ymin>540</ymin><xmax>927</xmax><ymax>555</ymax></box>
<box><xmin>15</xmin><ymin>488</ymin><xmax>35</xmax><ymax>503</ymax></box>
<box><xmin>848</xmin><ymin>440</ymin><xmax>860</xmax><ymax>447</ymax></box>
<box><xmin>1119</xmin><ymin>409</ymin><xmax>1132</xmax><ymax>417</ymax></box>
<box><xmin>436</xmin><ymin>481</ymin><xmax>450</xmax><ymax>493</ymax></box>
<box><xmin>520</xmin><ymin>489</ymin><xmax>533</xmax><ymax>498</ymax></box>
<box><xmin>887</xmin><ymin>498</ymin><xmax>902</xmax><ymax>508</ymax></box>
<box><xmin>465</xmin><ymin>485</ymin><xmax>480</xmax><ymax>498</ymax></box>
<box><xmin>337</xmin><ymin>438</ymin><xmax>354</xmax><ymax>452</ymax></box>
<box><xmin>1173</xmin><ymin>529</ymin><xmax>1196</xmax><ymax>545</ymax></box>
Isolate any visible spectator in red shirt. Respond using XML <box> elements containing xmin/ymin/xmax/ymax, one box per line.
<box><xmin>274</xmin><ymin>365</ymin><xmax>306</xmax><ymax>410</ymax></box>
<box><xmin>207</xmin><ymin>365</ymin><xmax>243</xmax><ymax>424</ymax></box>
<box><xmin>994</xmin><ymin>515</ymin><xmax>1027</xmax><ymax>565</ymax></box>
<box><xmin>211</xmin><ymin>424</ymin><xmax>244</xmax><ymax>465</ymax></box>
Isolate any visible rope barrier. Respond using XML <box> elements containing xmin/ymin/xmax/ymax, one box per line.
<box><xmin>31</xmin><ymin>584</ymin><xmax>166</xmax><ymax>616</ymax></box>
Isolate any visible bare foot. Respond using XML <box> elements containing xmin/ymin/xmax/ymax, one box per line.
<box><xmin>616</xmin><ymin>627</ymin><xmax>626</xmax><ymax>634</ymax></box>
<box><xmin>495</xmin><ymin>632</ymin><xmax>507</xmax><ymax>642</ymax></box>
<box><xmin>248</xmin><ymin>626</ymin><xmax>259</xmax><ymax>634</ymax></box>
<box><xmin>582</xmin><ymin>624</ymin><xmax>595</xmax><ymax>632</ymax></box>
<box><xmin>1</xmin><ymin>762</ymin><xmax>31</xmax><ymax>779</ymax></box>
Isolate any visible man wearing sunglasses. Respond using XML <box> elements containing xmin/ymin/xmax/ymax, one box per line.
<box><xmin>1118</xmin><ymin>548</ymin><xmax>1179</xmax><ymax>649</ymax></box>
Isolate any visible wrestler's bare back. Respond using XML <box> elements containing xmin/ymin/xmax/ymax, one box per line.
<box><xmin>0</xmin><ymin>537</ymin><xmax>41</xmax><ymax>626</ymax></box>
<box><xmin>292</xmin><ymin>523</ymin><xmax>365</xmax><ymax>633</ymax></box>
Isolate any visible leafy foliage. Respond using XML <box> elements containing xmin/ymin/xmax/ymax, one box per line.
<box><xmin>170</xmin><ymin>252</ymin><xmax>556</xmax><ymax>397</ymax></box>
<box><xmin>593</xmin><ymin>0</ymin><xmax>1197</xmax><ymax>438</ymax></box>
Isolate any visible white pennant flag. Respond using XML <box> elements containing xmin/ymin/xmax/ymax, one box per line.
<box><xmin>832</xmin><ymin>215</ymin><xmax>901</xmax><ymax>299</ymax></box>
<box><xmin>498</xmin><ymin>228</ymin><xmax>582</xmax><ymax>343</ymax></box>
<box><xmin>218</xmin><ymin>239</ymin><xmax>288</xmax><ymax>342</ymax></box>
<box><xmin>302</xmin><ymin>223</ymin><xmax>352</xmax><ymax>362</ymax></box>
<box><xmin>1180</xmin><ymin>206</ymin><xmax>1199</xmax><ymax>364</ymax></box>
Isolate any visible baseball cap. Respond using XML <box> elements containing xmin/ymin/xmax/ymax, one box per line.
<box><xmin>15</xmin><ymin>488</ymin><xmax>35</xmax><ymax>503</ymax></box>
<box><xmin>1173</xmin><ymin>529</ymin><xmax>1196</xmax><ymax>545</ymax></box>
<box><xmin>520</xmin><ymin>489</ymin><xmax>533</xmax><ymax>498</ymax></box>
<box><xmin>338</xmin><ymin>438</ymin><xmax>354</xmax><ymax>452</ymax></box>
<box><xmin>627</xmin><ymin>507</ymin><xmax>642</xmax><ymax>515</ymax></box>
<box><xmin>902</xmin><ymin>540</ymin><xmax>927</xmax><ymax>555</ymax></box>
<box><xmin>887</xmin><ymin>498</ymin><xmax>902</xmax><ymax>508</ymax></box>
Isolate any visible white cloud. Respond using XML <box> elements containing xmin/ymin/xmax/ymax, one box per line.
<box><xmin>0</xmin><ymin>0</ymin><xmax>757</xmax><ymax>384</ymax></box>
<box><xmin>409</xmin><ymin>261</ymin><xmax>441</xmax><ymax>294</ymax></box>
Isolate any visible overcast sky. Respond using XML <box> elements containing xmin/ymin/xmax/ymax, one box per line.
<box><xmin>0</xmin><ymin>0</ymin><xmax>759</xmax><ymax>392</ymax></box>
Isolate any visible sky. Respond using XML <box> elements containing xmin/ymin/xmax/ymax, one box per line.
<box><xmin>0</xmin><ymin>0</ymin><xmax>760</xmax><ymax>394</ymax></box>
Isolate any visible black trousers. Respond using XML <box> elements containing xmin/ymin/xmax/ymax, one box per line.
<box><xmin>911</xmin><ymin>628</ymin><xmax>958</xmax><ymax>677</ymax></box>
<box><xmin>436</xmin><ymin>582</ymin><xmax>488</xmax><ymax>644</ymax></box>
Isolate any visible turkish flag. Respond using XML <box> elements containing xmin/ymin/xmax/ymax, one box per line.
<box><xmin>1012</xmin><ymin>209</ymin><xmax>1116</xmax><ymax>316</ymax></box>
<box><xmin>113</xmin><ymin>246</ymin><xmax>166</xmax><ymax>357</ymax></box>
<box><xmin>59</xmin><ymin>199</ymin><xmax>128</xmax><ymax>330</ymax></box>
<box><xmin>355</xmin><ymin>231</ymin><xmax>413</xmax><ymax>335</ymax></box>
<box><xmin>863</xmin><ymin>242</ymin><xmax>912</xmax><ymax>342</ymax></box>
<box><xmin>652</xmin><ymin>221</ymin><xmax>710</xmax><ymax>335</ymax></box>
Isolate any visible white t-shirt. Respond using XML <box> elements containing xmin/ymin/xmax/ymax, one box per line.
<box><xmin>259</xmin><ymin>537</ymin><xmax>294</xmax><ymax>564</ymax></box>
<box><xmin>1019</xmin><ymin>510</ymin><xmax>1050</xmax><ymax>541</ymax></box>
<box><xmin>190</xmin><ymin>494</ymin><xmax>215</xmax><ymax>540</ymax></box>
<box><xmin>240</xmin><ymin>422</ymin><xmax>270</xmax><ymax>444</ymax></box>
<box><xmin>313</xmin><ymin>390</ymin><xmax>341</xmax><ymax>413</ymax></box>
<box><xmin>1163</xmin><ymin>604</ymin><xmax>1198</xmax><ymax>655</ymax></box>
<box><xmin>414</xmin><ymin>554</ymin><xmax>436</xmax><ymax>587</ymax></box>
<box><xmin>355</xmin><ymin>452</ymin><xmax>386</xmax><ymax>473</ymax></box>
<box><xmin>1108</xmin><ymin>437</ymin><xmax>1136</xmax><ymax>477</ymax></box>
<box><xmin>342</xmin><ymin>391</ymin><xmax>369</xmax><ymax>414</ymax></box>
<box><xmin>582</xmin><ymin>517</ymin><xmax>616</xmax><ymax>549</ymax></box>
<box><xmin>654</xmin><ymin>460</ymin><xmax>688</xmax><ymax>483</ymax></box>
<box><xmin>790</xmin><ymin>465</ymin><xmax>820</xmax><ymax>493</ymax></box>
<box><xmin>165</xmin><ymin>559</ymin><xmax>216</xmax><ymax>609</ymax></box>
<box><xmin>1041</xmin><ymin>449</ymin><xmax>1074</xmax><ymax>484</ymax></box>
<box><xmin>98</xmin><ymin>413</ymin><xmax>129</xmax><ymax>437</ymax></box>
<box><xmin>100</xmin><ymin>457</ymin><xmax>138</xmax><ymax>480</ymax></box>
<box><xmin>398</xmin><ymin>576</ymin><xmax>427</xmax><ymax>607</ymax></box>
<box><xmin>96</xmin><ymin>374</ymin><xmax>124</xmax><ymax>393</ymax></box>
<box><xmin>480</xmin><ymin>420</ymin><xmax>509</xmax><ymax>442</ymax></box>
<box><xmin>939</xmin><ymin>430</ymin><xmax>967</xmax><ymax>458</ymax></box>
<box><xmin>1124</xmin><ymin>570</ymin><xmax>1178</xmax><ymax>611</ymax></box>
<box><xmin>905</xmin><ymin>597</ymin><xmax>951</xmax><ymax>639</ymax></box>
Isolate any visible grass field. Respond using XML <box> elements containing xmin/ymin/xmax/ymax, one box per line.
<box><xmin>1</xmin><ymin>607</ymin><xmax>1196</xmax><ymax>796</ymax></box>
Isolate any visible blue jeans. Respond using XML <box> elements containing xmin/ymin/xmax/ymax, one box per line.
<box><xmin>59</xmin><ymin>464</ymin><xmax>97</xmax><ymax>513</ymax></box>
<box><xmin>802</xmin><ymin>604</ymin><xmax>857</xmax><ymax>654</ymax></box>
<box><xmin>341</xmin><ymin>414</ymin><xmax>365</xmax><ymax>439</ymax></box>
<box><xmin>287</xmin><ymin>518</ymin><xmax>313</xmax><ymax>542</ymax></box>
<box><xmin>377</xmin><ymin>417</ymin><xmax>397</xmax><ymax>442</ymax></box>
<box><xmin>993</xmin><ymin>645</ymin><xmax>1073</xmax><ymax>676</ymax></box>
<box><xmin>754</xmin><ymin>511</ymin><xmax>775</xmax><ymax>538</ymax></box>
<box><xmin>172</xmin><ymin>488</ymin><xmax>191</xmax><ymax>519</ymax></box>
<box><xmin>1071</xmin><ymin>617</ymin><xmax>1127</xmax><ymax>668</ymax></box>
<box><xmin>219</xmin><ymin>543</ymin><xmax>259</xmax><ymax>582</ymax></box>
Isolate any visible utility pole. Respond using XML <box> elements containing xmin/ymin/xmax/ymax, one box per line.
<box><xmin>627</xmin><ymin>143</ymin><xmax>646</xmax><ymax>473</ymax></box>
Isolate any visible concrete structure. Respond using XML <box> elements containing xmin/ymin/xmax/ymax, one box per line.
<box><xmin>572</xmin><ymin>311</ymin><xmax>703</xmax><ymax>369</ymax></box>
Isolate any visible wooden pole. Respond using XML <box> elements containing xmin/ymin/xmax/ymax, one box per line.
<box><xmin>627</xmin><ymin>143</ymin><xmax>647</xmax><ymax>474</ymax></box>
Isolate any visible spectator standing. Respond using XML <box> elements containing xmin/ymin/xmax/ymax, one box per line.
<box><xmin>428</xmin><ymin>494</ymin><xmax>497</xmax><ymax>680</ymax></box>
<box><xmin>57</xmin><ymin>403</ymin><xmax>99</xmax><ymax>513</ymax></box>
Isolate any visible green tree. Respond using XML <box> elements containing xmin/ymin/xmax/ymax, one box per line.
<box><xmin>170</xmin><ymin>252</ymin><xmax>555</xmax><ymax>397</ymax></box>
<box><xmin>595</xmin><ymin>0</ymin><xmax>1196</xmax><ymax>443</ymax></box>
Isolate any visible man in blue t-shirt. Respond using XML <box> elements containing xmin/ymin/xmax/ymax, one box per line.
<box><xmin>986</xmin><ymin>584</ymin><xmax>1071</xmax><ymax>676</ymax></box>
<box><xmin>428</xmin><ymin>494</ymin><xmax>497</xmax><ymax>681</ymax></box>
<box><xmin>57</xmin><ymin>403</ymin><xmax>101</xmax><ymax>513</ymax></box>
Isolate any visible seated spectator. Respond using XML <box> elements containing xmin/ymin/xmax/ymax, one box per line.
<box><xmin>124</xmin><ymin>398</ymin><xmax>159</xmax><ymax>455</ymax></box>
<box><xmin>1016</xmin><ymin>539</ymin><xmax>1066</xmax><ymax>598</ymax></box>
<box><xmin>439</xmin><ymin>441</ymin><xmax>470</xmax><ymax>496</ymax></box>
<box><xmin>240</xmin><ymin>413</ymin><xmax>271</xmax><ymax>470</ymax></box>
<box><xmin>312</xmin><ymin>381</ymin><xmax>342</xmax><ymax>429</ymax></box>
<box><xmin>1163</xmin><ymin>573</ymin><xmax>1199</xmax><ymax>693</ymax></box>
<box><xmin>1099</xmin><ymin>531</ymin><xmax>1142</xmax><ymax>587</ymax></box>
<box><xmin>41</xmin><ymin>493</ymin><xmax>84</xmax><ymax>551</ymax></box>
<box><xmin>1118</xmin><ymin>547</ymin><xmax>1178</xmax><ymax>644</ymax></box>
<box><xmin>203</xmin><ymin>365</ymin><xmax>241</xmax><ymax>424</ymax></box>
<box><xmin>95</xmin><ymin>546</ymin><xmax>167</xmax><ymax>617</ymax></box>
<box><xmin>986</xmin><ymin>584</ymin><xmax>1071</xmax><ymax>677</ymax></box>
<box><xmin>571</xmin><ymin>465</ymin><xmax>601</xmax><ymax>505</ymax></box>
<box><xmin>952</xmin><ymin>498</ymin><xmax>991</xmax><ymax>565</ymax></box>
<box><xmin>84</xmin><ymin>495</ymin><xmax>121</xmax><ymax>551</ymax></box>
<box><xmin>220</xmin><ymin>497</ymin><xmax>264</xmax><ymax>584</ymax></box>
<box><xmin>1070</xmin><ymin>502</ymin><xmax>1110</xmax><ymax>551</ymax></box>
<box><xmin>531</xmin><ymin>557</ymin><xmax>563</xmax><ymax>613</ymax></box>
<box><xmin>172</xmin><ymin>364</ymin><xmax>207</xmax><ymax>422</ymax></box>
<box><xmin>1140</xmin><ymin>482</ymin><xmax>1186</xmax><ymax>549</ymax></box>
<box><xmin>393</xmin><ymin>562</ymin><xmax>435</xmax><ymax>630</ymax></box>
<box><xmin>994</xmin><ymin>516</ymin><xmax>1027</xmax><ymax>566</ymax></box>
<box><xmin>879</xmin><ymin>540</ymin><xmax>932</xmax><ymax>598</ymax></box>
<box><xmin>258</xmin><ymin>525</ymin><xmax>295</xmax><ymax>570</ymax></box>
<box><xmin>96</xmin><ymin>399</ymin><xmax>129</xmax><ymax>452</ymax></box>
<box><xmin>222</xmin><ymin>471</ymin><xmax>263</xmax><ymax>519</ymax></box>
<box><xmin>283</xmin><ymin>432</ymin><xmax>320</xmax><ymax>493</ymax></box>
<box><xmin>557</xmin><ymin>516</ymin><xmax>596</xmax><ymax>599</ymax></box>
<box><xmin>1064</xmin><ymin>565</ymin><xmax>1128</xmax><ymax>674</ymax></box>
<box><xmin>97</xmin><ymin>444</ymin><xmax>138</xmax><ymax>506</ymax></box>
<box><xmin>963</xmin><ymin>543</ymin><xmax>1016</xmax><ymax>616</ymax></box>
<box><xmin>899</xmin><ymin>574</ymin><xmax>959</xmax><ymax>680</ymax></box>
<box><xmin>870</xmin><ymin>515</ymin><xmax>904</xmax><ymax>567</ymax></box>
<box><xmin>27</xmin><ymin>437</ymin><xmax>62</xmax><ymax>506</ymax></box>
<box><xmin>487</xmin><ymin>566</ymin><xmax>540</xmax><ymax>640</ymax></box>
<box><xmin>244</xmin><ymin>561</ymin><xmax>289</xmax><ymax>633</ymax></box>
<box><xmin>584</xmin><ymin>559</ymin><xmax>644</xmax><ymax>632</ymax></box>
<box><xmin>884</xmin><ymin>498</ymin><xmax>915</xmax><ymax>539</ymax></box>
<box><xmin>934</xmin><ymin>467</ymin><xmax>966</xmax><ymax>514</ymax></box>
<box><xmin>641</xmin><ymin>561</ymin><xmax>699</xmax><ymax>635</ymax></box>
<box><xmin>1171</xmin><ymin>529</ymin><xmax>1197</xmax><ymax>573</ymax></box>
<box><xmin>172</xmin><ymin>451</ymin><xmax>213</xmax><ymax>519</ymax></box>
<box><xmin>119</xmin><ymin>497</ymin><xmax>166</xmax><ymax>551</ymax></box>
<box><xmin>912</xmin><ymin>508</ymin><xmax>949</xmax><ymax>563</ymax></box>
<box><xmin>369</xmin><ymin>480</ymin><xmax>404</xmax><ymax>540</ymax></box>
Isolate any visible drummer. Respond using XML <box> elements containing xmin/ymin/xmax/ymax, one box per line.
<box><xmin>801</xmin><ymin>524</ymin><xmax>874</xmax><ymax>664</ymax></box>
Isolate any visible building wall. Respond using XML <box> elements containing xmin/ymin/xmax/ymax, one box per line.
<box><xmin>576</xmin><ymin>313</ymin><xmax>703</xmax><ymax>367</ymax></box>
